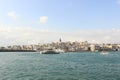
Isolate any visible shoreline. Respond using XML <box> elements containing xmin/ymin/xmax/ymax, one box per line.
<box><xmin>0</xmin><ymin>50</ymin><xmax>119</xmax><ymax>52</ymax></box>
<box><xmin>0</xmin><ymin>50</ymin><xmax>36</xmax><ymax>52</ymax></box>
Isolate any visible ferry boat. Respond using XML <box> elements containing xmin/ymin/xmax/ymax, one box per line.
<box><xmin>40</xmin><ymin>49</ymin><xmax>64</xmax><ymax>54</ymax></box>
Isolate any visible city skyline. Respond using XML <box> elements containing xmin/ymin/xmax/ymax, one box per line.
<box><xmin>0</xmin><ymin>0</ymin><xmax>120</xmax><ymax>46</ymax></box>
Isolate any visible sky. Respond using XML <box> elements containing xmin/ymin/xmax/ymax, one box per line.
<box><xmin>0</xmin><ymin>0</ymin><xmax>120</xmax><ymax>46</ymax></box>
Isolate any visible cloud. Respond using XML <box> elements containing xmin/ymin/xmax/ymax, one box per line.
<box><xmin>39</xmin><ymin>16</ymin><xmax>48</xmax><ymax>24</ymax></box>
<box><xmin>0</xmin><ymin>24</ymin><xmax>56</xmax><ymax>46</ymax></box>
<box><xmin>117</xmin><ymin>0</ymin><xmax>120</xmax><ymax>4</ymax></box>
<box><xmin>0</xmin><ymin>24</ymin><xmax>120</xmax><ymax>46</ymax></box>
<box><xmin>8</xmin><ymin>11</ymin><xmax>18</xmax><ymax>20</ymax></box>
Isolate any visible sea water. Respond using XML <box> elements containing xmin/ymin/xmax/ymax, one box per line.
<box><xmin>0</xmin><ymin>52</ymin><xmax>120</xmax><ymax>80</ymax></box>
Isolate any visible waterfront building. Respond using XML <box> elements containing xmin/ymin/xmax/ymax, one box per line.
<box><xmin>0</xmin><ymin>47</ymin><xmax>6</xmax><ymax>50</ymax></box>
<box><xmin>7</xmin><ymin>46</ymin><xmax>12</xmax><ymax>50</ymax></box>
<box><xmin>90</xmin><ymin>44</ymin><xmax>95</xmax><ymax>51</ymax></box>
<box><xmin>32</xmin><ymin>45</ymin><xmax>39</xmax><ymax>50</ymax></box>
<box><xmin>12</xmin><ymin>45</ymin><xmax>22</xmax><ymax>50</ymax></box>
<box><xmin>89</xmin><ymin>44</ymin><xmax>100</xmax><ymax>52</ymax></box>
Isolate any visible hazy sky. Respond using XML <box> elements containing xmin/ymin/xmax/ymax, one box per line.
<box><xmin>0</xmin><ymin>0</ymin><xmax>120</xmax><ymax>46</ymax></box>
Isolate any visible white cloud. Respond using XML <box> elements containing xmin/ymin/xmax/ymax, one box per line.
<box><xmin>0</xmin><ymin>24</ymin><xmax>120</xmax><ymax>46</ymax></box>
<box><xmin>8</xmin><ymin>11</ymin><xmax>18</xmax><ymax>20</ymax></box>
<box><xmin>117</xmin><ymin>0</ymin><xmax>120</xmax><ymax>4</ymax></box>
<box><xmin>39</xmin><ymin>16</ymin><xmax>48</xmax><ymax>24</ymax></box>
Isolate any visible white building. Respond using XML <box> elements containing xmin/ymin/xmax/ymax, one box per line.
<box><xmin>90</xmin><ymin>44</ymin><xmax>95</xmax><ymax>51</ymax></box>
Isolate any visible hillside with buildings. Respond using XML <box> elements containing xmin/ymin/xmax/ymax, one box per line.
<box><xmin>0</xmin><ymin>39</ymin><xmax>120</xmax><ymax>52</ymax></box>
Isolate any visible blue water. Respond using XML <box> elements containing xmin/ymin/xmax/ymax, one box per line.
<box><xmin>0</xmin><ymin>52</ymin><xmax>120</xmax><ymax>80</ymax></box>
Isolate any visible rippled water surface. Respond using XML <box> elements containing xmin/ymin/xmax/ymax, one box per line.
<box><xmin>0</xmin><ymin>52</ymin><xmax>120</xmax><ymax>80</ymax></box>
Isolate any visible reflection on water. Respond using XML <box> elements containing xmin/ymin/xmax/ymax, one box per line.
<box><xmin>0</xmin><ymin>52</ymin><xmax>120</xmax><ymax>80</ymax></box>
